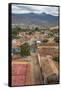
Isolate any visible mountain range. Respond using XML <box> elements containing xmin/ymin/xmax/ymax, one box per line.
<box><xmin>12</xmin><ymin>13</ymin><xmax>59</xmax><ymax>28</ymax></box>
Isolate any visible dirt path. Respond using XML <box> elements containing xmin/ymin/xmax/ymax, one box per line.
<box><xmin>30</xmin><ymin>53</ymin><xmax>43</xmax><ymax>85</ymax></box>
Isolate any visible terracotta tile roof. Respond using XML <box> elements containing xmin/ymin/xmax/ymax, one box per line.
<box><xmin>38</xmin><ymin>47</ymin><xmax>58</xmax><ymax>57</ymax></box>
<box><xmin>39</xmin><ymin>56</ymin><xmax>58</xmax><ymax>78</ymax></box>
<box><xmin>12</xmin><ymin>61</ymin><xmax>31</xmax><ymax>86</ymax></box>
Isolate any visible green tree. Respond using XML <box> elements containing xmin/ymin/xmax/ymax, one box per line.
<box><xmin>12</xmin><ymin>26</ymin><xmax>21</xmax><ymax>35</ymax></box>
<box><xmin>20</xmin><ymin>43</ymin><xmax>30</xmax><ymax>57</ymax></box>
<box><xmin>34</xmin><ymin>27</ymin><xmax>39</xmax><ymax>31</ymax></box>
<box><xmin>12</xmin><ymin>26</ymin><xmax>22</xmax><ymax>39</ymax></box>
<box><xmin>42</xmin><ymin>39</ymin><xmax>48</xmax><ymax>43</ymax></box>
<box><xmin>54</xmin><ymin>36</ymin><xmax>59</xmax><ymax>43</ymax></box>
<box><xmin>28</xmin><ymin>31</ymin><xmax>33</xmax><ymax>35</ymax></box>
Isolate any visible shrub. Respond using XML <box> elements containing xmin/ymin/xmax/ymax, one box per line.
<box><xmin>42</xmin><ymin>39</ymin><xmax>48</xmax><ymax>43</ymax></box>
<box><xmin>54</xmin><ymin>36</ymin><xmax>59</xmax><ymax>43</ymax></box>
<box><xmin>53</xmin><ymin>56</ymin><xmax>59</xmax><ymax>62</ymax></box>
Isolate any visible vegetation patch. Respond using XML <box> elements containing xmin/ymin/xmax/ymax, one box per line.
<box><xmin>52</xmin><ymin>56</ymin><xmax>59</xmax><ymax>62</ymax></box>
<box><xmin>20</xmin><ymin>43</ymin><xmax>30</xmax><ymax>57</ymax></box>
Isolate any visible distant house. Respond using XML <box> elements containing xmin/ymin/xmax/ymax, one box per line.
<box><xmin>38</xmin><ymin>47</ymin><xmax>58</xmax><ymax>57</ymax></box>
<box><xmin>12</xmin><ymin>48</ymin><xmax>20</xmax><ymax>55</ymax></box>
<box><xmin>36</xmin><ymin>40</ymin><xmax>42</xmax><ymax>44</ymax></box>
<box><xmin>36</xmin><ymin>40</ymin><xmax>42</xmax><ymax>46</ymax></box>
<box><xmin>12</xmin><ymin>39</ymin><xmax>21</xmax><ymax>55</ymax></box>
<box><xmin>12</xmin><ymin>39</ymin><xmax>21</xmax><ymax>48</ymax></box>
<box><xmin>18</xmin><ymin>33</ymin><xmax>23</xmax><ymax>37</ymax></box>
<box><xmin>12</xmin><ymin>39</ymin><xmax>16</xmax><ymax>44</ymax></box>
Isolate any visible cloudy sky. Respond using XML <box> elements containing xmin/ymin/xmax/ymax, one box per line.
<box><xmin>12</xmin><ymin>4</ymin><xmax>59</xmax><ymax>16</ymax></box>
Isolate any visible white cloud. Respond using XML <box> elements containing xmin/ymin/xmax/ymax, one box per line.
<box><xmin>12</xmin><ymin>4</ymin><xmax>59</xmax><ymax>16</ymax></box>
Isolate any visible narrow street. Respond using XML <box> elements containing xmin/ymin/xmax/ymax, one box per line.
<box><xmin>30</xmin><ymin>53</ymin><xmax>43</xmax><ymax>85</ymax></box>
